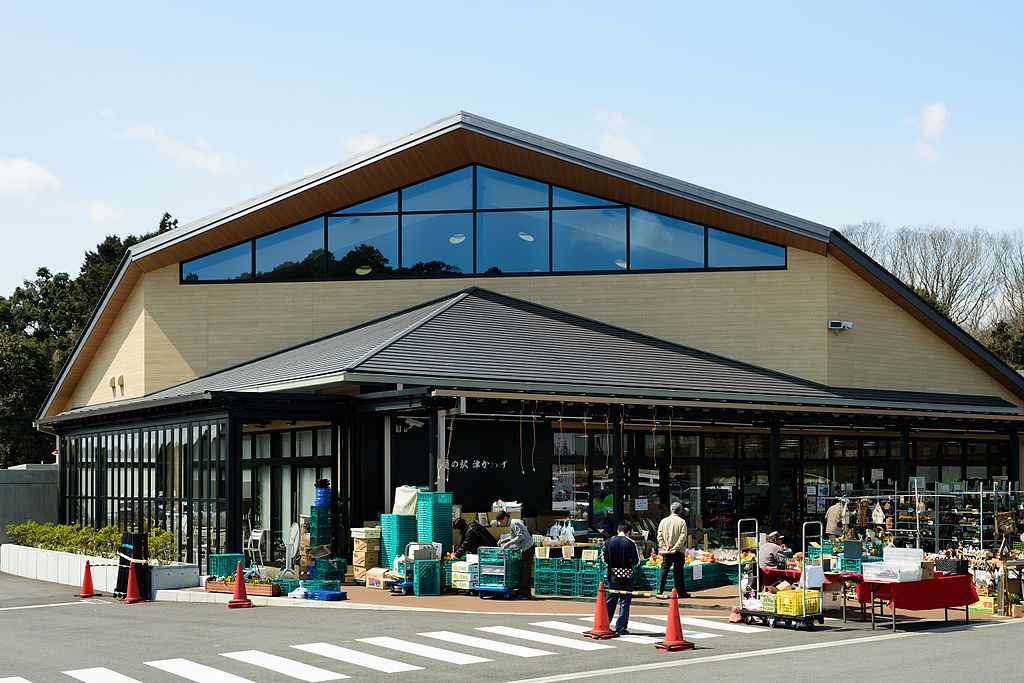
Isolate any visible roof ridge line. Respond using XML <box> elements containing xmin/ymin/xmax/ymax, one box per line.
<box><xmin>345</xmin><ymin>290</ymin><xmax>473</xmax><ymax>371</ymax></box>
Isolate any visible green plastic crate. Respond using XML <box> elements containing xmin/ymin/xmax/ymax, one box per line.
<box><xmin>300</xmin><ymin>579</ymin><xmax>340</xmax><ymax>591</ymax></box>
<box><xmin>309</xmin><ymin>506</ymin><xmax>332</xmax><ymax>520</ymax></box>
<box><xmin>208</xmin><ymin>553</ymin><xmax>246</xmax><ymax>577</ymax></box>
<box><xmin>271</xmin><ymin>577</ymin><xmax>300</xmax><ymax>594</ymax></box>
<box><xmin>414</xmin><ymin>559</ymin><xmax>441</xmax><ymax>596</ymax></box>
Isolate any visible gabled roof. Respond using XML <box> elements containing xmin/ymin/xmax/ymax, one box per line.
<box><xmin>42</xmin><ymin>288</ymin><xmax>1019</xmax><ymax>423</ymax></box>
<box><xmin>36</xmin><ymin>112</ymin><xmax>1024</xmax><ymax>420</ymax></box>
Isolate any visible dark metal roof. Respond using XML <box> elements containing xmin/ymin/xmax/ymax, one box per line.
<box><xmin>44</xmin><ymin>287</ymin><xmax>1019</xmax><ymax>421</ymax></box>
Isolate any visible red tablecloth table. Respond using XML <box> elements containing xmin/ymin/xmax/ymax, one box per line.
<box><xmin>856</xmin><ymin>573</ymin><xmax>978</xmax><ymax>630</ymax></box>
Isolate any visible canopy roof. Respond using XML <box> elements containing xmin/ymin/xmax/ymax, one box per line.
<box><xmin>42</xmin><ymin>288</ymin><xmax>1019</xmax><ymax>424</ymax></box>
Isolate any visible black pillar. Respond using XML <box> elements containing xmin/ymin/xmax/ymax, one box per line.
<box><xmin>613</xmin><ymin>409</ymin><xmax>625</xmax><ymax>523</ymax></box>
<box><xmin>899</xmin><ymin>424</ymin><xmax>911</xmax><ymax>490</ymax></box>
<box><xmin>225</xmin><ymin>417</ymin><xmax>244</xmax><ymax>553</ymax></box>
<box><xmin>769</xmin><ymin>421</ymin><xmax>781</xmax><ymax>532</ymax></box>
<box><xmin>427</xmin><ymin>410</ymin><xmax>438</xmax><ymax>491</ymax></box>
<box><xmin>1009</xmin><ymin>430</ymin><xmax>1020</xmax><ymax>488</ymax></box>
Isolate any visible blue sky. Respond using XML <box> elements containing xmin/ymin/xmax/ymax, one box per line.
<box><xmin>1</xmin><ymin>2</ymin><xmax>1021</xmax><ymax>293</ymax></box>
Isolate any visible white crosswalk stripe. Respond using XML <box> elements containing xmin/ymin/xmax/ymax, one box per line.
<box><xmin>145</xmin><ymin>658</ymin><xmax>255</xmax><ymax>682</ymax></box>
<box><xmin>221</xmin><ymin>650</ymin><xmax>348</xmax><ymax>681</ymax></box>
<box><xmin>357</xmin><ymin>636</ymin><xmax>491</xmax><ymax>665</ymax></box>
<box><xmin>573</xmin><ymin>616</ymin><xmax>719</xmax><ymax>639</ymax></box>
<box><xmin>420</xmin><ymin>631</ymin><xmax>555</xmax><ymax>657</ymax></box>
<box><xmin>292</xmin><ymin>642</ymin><xmax>423</xmax><ymax>673</ymax></box>
<box><xmin>530</xmin><ymin>620</ymin><xmax>663</xmax><ymax>645</ymax></box>
<box><xmin>477</xmin><ymin>625</ymin><xmax>615</xmax><ymax>651</ymax></box>
<box><xmin>642</xmin><ymin>615</ymin><xmax>767</xmax><ymax>634</ymax></box>
<box><xmin>0</xmin><ymin>678</ymin><xmax>34</xmax><ymax>683</ymax></box>
<box><xmin>65</xmin><ymin>668</ymin><xmax>143</xmax><ymax>683</ymax></box>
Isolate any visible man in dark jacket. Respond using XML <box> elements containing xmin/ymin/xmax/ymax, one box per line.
<box><xmin>602</xmin><ymin>521</ymin><xmax>642</xmax><ymax>635</ymax></box>
<box><xmin>453</xmin><ymin>517</ymin><xmax>498</xmax><ymax>557</ymax></box>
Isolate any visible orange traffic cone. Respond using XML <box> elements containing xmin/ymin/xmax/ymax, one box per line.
<box><xmin>655</xmin><ymin>589</ymin><xmax>695</xmax><ymax>652</ymax></box>
<box><xmin>121</xmin><ymin>562</ymin><xmax>144</xmax><ymax>604</ymax></box>
<box><xmin>76</xmin><ymin>560</ymin><xmax>99</xmax><ymax>598</ymax></box>
<box><xmin>582</xmin><ymin>581</ymin><xmax>619</xmax><ymax>639</ymax></box>
<box><xmin>227</xmin><ymin>560</ymin><xmax>253</xmax><ymax>609</ymax></box>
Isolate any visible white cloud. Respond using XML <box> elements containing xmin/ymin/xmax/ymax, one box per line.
<box><xmin>902</xmin><ymin>102</ymin><xmax>950</xmax><ymax>138</ymax></box>
<box><xmin>120</xmin><ymin>123</ymin><xmax>235</xmax><ymax>174</ymax></box>
<box><xmin>0</xmin><ymin>158</ymin><xmax>62</xmax><ymax>195</ymax></box>
<box><xmin>592</xmin><ymin>108</ymin><xmax>648</xmax><ymax>165</ymax></box>
<box><xmin>340</xmin><ymin>133</ymin><xmax>383</xmax><ymax>155</ymax></box>
<box><xmin>74</xmin><ymin>199</ymin><xmax>130</xmax><ymax>224</ymax></box>
<box><xmin>913</xmin><ymin>140</ymin><xmax>940</xmax><ymax>163</ymax></box>
<box><xmin>97</xmin><ymin>108</ymin><xmax>118</xmax><ymax>121</ymax></box>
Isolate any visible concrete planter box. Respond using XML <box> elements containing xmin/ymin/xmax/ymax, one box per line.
<box><xmin>0</xmin><ymin>543</ymin><xmax>199</xmax><ymax>599</ymax></box>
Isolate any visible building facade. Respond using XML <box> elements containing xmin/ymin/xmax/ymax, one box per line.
<box><xmin>36</xmin><ymin>113</ymin><xmax>1024</xmax><ymax>568</ymax></box>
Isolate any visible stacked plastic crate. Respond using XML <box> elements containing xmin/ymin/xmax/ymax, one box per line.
<box><xmin>416</xmin><ymin>491</ymin><xmax>453</xmax><ymax>555</ymax></box>
<box><xmin>381</xmin><ymin>513</ymin><xmax>417</xmax><ymax>571</ymax></box>
<box><xmin>313</xmin><ymin>557</ymin><xmax>347</xmax><ymax>583</ymax></box>
<box><xmin>414</xmin><ymin>558</ymin><xmax>442</xmax><ymax>596</ymax></box>
<box><xmin>478</xmin><ymin>547</ymin><xmax>520</xmax><ymax>589</ymax></box>
<box><xmin>309</xmin><ymin>503</ymin><xmax>333</xmax><ymax>551</ymax></box>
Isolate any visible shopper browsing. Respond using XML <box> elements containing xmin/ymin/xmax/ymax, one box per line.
<box><xmin>452</xmin><ymin>517</ymin><xmax>498</xmax><ymax>558</ymax></box>
<box><xmin>602</xmin><ymin>521</ymin><xmax>642</xmax><ymax>635</ymax></box>
<box><xmin>656</xmin><ymin>502</ymin><xmax>690</xmax><ymax>599</ymax></box>
<box><xmin>825</xmin><ymin>497</ymin><xmax>848</xmax><ymax>543</ymax></box>
<box><xmin>496</xmin><ymin>510</ymin><xmax>535</xmax><ymax>598</ymax></box>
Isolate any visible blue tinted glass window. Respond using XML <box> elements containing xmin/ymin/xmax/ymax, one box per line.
<box><xmin>552</xmin><ymin>208</ymin><xmax>627</xmax><ymax>272</ymax></box>
<box><xmin>334</xmin><ymin>192</ymin><xmax>398</xmax><ymax>215</ymax></box>
<box><xmin>477</xmin><ymin>211</ymin><xmax>550</xmax><ymax>274</ymax></box>
<box><xmin>629</xmin><ymin>209</ymin><xmax>704</xmax><ymax>270</ymax></box>
<box><xmin>182</xmin><ymin>243</ymin><xmax>253</xmax><ymax>281</ymax></box>
<box><xmin>401</xmin><ymin>167</ymin><xmax>473</xmax><ymax>212</ymax></box>
<box><xmin>552</xmin><ymin>186</ymin><xmax>618</xmax><ymax>207</ymax></box>
<box><xmin>327</xmin><ymin>215</ymin><xmax>398</xmax><ymax>277</ymax></box>
<box><xmin>255</xmin><ymin>218</ymin><xmax>325</xmax><ymax>279</ymax></box>
<box><xmin>707</xmin><ymin>228</ymin><xmax>785</xmax><ymax>268</ymax></box>
<box><xmin>476</xmin><ymin>167</ymin><xmax>549</xmax><ymax>210</ymax></box>
<box><xmin>401</xmin><ymin>213</ymin><xmax>473</xmax><ymax>274</ymax></box>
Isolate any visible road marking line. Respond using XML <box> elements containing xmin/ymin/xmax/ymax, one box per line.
<box><xmin>65</xmin><ymin>668</ymin><xmax>143</xmax><ymax>682</ymax></box>
<box><xmin>502</xmin><ymin>631</ymin><xmax>919</xmax><ymax>682</ymax></box>
<box><xmin>145</xmin><ymin>658</ymin><xmax>255</xmax><ymax>682</ymax></box>
<box><xmin>221</xmin><ymin>651</ymin><xmax>348</xmax><ymax>681</ymax></box>
<box><xmin>0</xmin><ymin>601</ymin><xmax>97</xmax><ymax>612</ymax></box>
<box><xmin>420</xmin><ymin>631</ymin><xmax>554</xmax><ymax>657</ymax></box>
<box><xmin>641</xmin><ymin>615</ymin><xmax>766</xmax><ymax>634</ymax></box>
<box><xmin>477</xmin><ymin>626</ymin><xmax>614</xmax><ymax>651</ymax></box>
<box><xmin>357</xmin><ymin>636</ymin><xmax>491</xmax><ymax>665</ymax></box>
<box><xmin>291</xmin><ymin>643</ymin><xmax>422</xmax><ymax>673</ymax></box>
<box><xmin>573</xmin><ymin>616</ymin><xmax>719</xmax><ymax>639</ymax></box>
<box><xmin>529</xmin><ymin>620</ymin><xmax>659</xmax><ymax>645</ymax></box>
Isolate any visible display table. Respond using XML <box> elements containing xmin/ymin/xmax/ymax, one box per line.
<box><xmin>856</xmin><ymin>573</ymin><xmax>978</xmax><ymax>631</ymax></box>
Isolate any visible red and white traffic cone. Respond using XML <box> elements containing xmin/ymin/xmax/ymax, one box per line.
<box><xmin>582</xmin><ymin>581</ymin><xmax>619</xmax><ymax>639</ymax></box>
<box><xmin>655</xmin><ymin>589</ymin><xmax>695</xmax><ymax>651</ymax></box>
<box><xmin>76</xmin><ymin>560</ymin><xmax>99</xmax><ymax>598</ymax></box>
<box><xmin>121</xmin><ymin>562</ymin><xmax>144</xmax><ymax>604</ymax></box>
<box><xmin>227</xmin><ymin>561</ymin><xmax>253</xmax><ymax>609</ymax></box>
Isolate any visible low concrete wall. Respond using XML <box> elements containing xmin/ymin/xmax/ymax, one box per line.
<box><xmin>0</xmin><ymin>544</ymin><xmax>201</xmax><ymax>599</ymax></box>
<box><xmin>0</xmin><ymin>464</ymin><xmax>58</xmax><ymax>543</ymax></box>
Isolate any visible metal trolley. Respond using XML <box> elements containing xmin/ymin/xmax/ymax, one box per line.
<box><xmin>735</xmin><ymin>519</ymin><xmax>825</xmax><ymax>630</ymax></box>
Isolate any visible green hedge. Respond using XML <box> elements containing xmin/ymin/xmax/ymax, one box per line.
<box><xmin>5</xmin><ymin>520</ymin><xmax>177</xmax><ymax>563</ymax></box>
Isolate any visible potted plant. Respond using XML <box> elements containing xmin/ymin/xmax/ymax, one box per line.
<box><xmin>1007</xmin><ymin>592</ymin><xmax>1023</xmax><ymax>618</ymax></box>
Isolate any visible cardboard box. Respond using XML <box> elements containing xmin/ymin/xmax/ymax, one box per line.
<box><xmin>353</xmin><ymin>566</ymin><xmax>370</xmax><ymax>581</ymax></box>
<box><xmin>353</xmin><ymin>538</ymin><xmax>381</xmax><ymax>552</ymax></box>
<box><xmin>969</xmin><ymin>595</ymin><xmax>995</xmax><ymax>613</ymax></box>
<box><xmin>350</xmin><ymin>527</ymin><xmax>381</xmax><ymax>539</ymax></box>
<box><xmin>366</xmin><ymin>567</ymin><xmax>388</xmax><ymax>589</ymax></box>
<box><xmin>920</xmin><ymin>560</ymin><xmax>935</xmax><ymax>581</ymax></box>
<box><xmin>353</xmin><ymin>550</ymin><xmax>380</xmax><ymax>567</ymax></box>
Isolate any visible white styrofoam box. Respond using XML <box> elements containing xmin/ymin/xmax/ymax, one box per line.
<box><xmin>452</xmin><ymin>579</ymin><xmax>475</xmax><ymax>590</ymax></box>
<box><xmin>452</xmin><ymin>561</ymin><xmax>478</xmax><ymax>573</ymax></box>
<box><xmin>350</xmin><ymin>527</ymin><xmax>381</xmax><ymax>539</ymax></box>
<box><xmin>466</xmin><ymin>553</ymin><xmax>479</xmax><ymax>564</ymax></box>
<box><xmin>863</xmin><ymin>562</ymin><xmax>923</xmax><ymax>582</ymax></box>
<box><xmin>883</xmin><ymin>547</ymin><xmax>924</xmax><ymax>564</ymax></box>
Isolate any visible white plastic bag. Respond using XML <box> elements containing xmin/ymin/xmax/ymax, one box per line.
<box><xmin>288</xmin><ymin>587</ymin><xmax>307</xmax><ymax>599</ymax></box>
<box><xmin>392</xmin><ymin>486</ymin><xmax>419</xmax><ymax>514</ymax></box>
<box><xmin>560</xmin><ymin>523</ymin><xmax>576</xmax><ymax>544</ymax></box>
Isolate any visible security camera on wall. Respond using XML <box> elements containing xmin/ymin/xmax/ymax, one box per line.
<box><xmin>828</xmin><ymin>320</ymin><xmax>854</xmax><ymax>334</ymax></box>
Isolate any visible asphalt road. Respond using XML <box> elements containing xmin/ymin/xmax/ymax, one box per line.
<box><xmin>2</xmin><ymin>573</ymin><xmax>1020</xmax><ymax>682</ymax></box>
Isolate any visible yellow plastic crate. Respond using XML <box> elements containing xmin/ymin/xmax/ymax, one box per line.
<box><xmin>776</xmin><ymin>589</ymin><xmax>821</xmax><ymax>616</ymax></box>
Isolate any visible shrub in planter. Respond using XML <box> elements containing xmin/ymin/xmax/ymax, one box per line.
<box><xmin>4</xmin><ymin>520</ymin><xmax>178</xmax><ymax>563</ymax></box>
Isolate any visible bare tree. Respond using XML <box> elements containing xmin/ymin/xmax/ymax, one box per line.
<box><xmin>995</xmin><ymin>231</ymin><xmax>1024</xmax><ymax>325</ymax></box>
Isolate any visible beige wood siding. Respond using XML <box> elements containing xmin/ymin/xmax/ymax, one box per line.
<box><xmin>67</xmin><ymin>284</ymin><xmax>146</xmax><ymax>408</ymax></box>
<box><xmin>826</xmin><ymin>255</ymin><xmax>1020</xmax><ymax>404</ymax></box>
